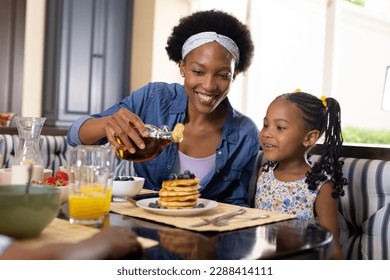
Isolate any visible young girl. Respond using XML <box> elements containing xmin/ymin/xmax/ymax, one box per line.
<box><xmin>255</xmin><ymin>91</ymin><xmax>347</xmax><ymax>259</ymax></box>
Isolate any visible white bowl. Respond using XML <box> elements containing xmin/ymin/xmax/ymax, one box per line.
<box><xmin>59</xmin><ymin>165</ymin><xmax>70</xmax><ymax>175</ymax></box>
<box><xmin>56</xmin><ymin>185</ymin><xmax>69</xmax><ymax>205</ymax></box>
<box><xmin>0</xmin><ymin>168</ymin><xmax>52</xmax><ymax>185</ymax></box>
<box><xmin>112</xmin><ymin>176</ymin><xmax>145</xmax><ymax>197</ymax></box>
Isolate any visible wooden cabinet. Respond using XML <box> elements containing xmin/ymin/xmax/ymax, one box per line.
<box><xmin>43</xmin><ymin>0</ymin><xmax>133</xmax><ymax>127</ymax></box>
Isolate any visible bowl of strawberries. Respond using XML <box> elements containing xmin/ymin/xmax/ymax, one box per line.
<box><xmin>40</xmin><ymin>171</ymin><xmax>69</xmax><ymax>205</ymax></box>
<box><xmin>0</xmin><ymin>112</ymin><xmax>15</xmax><ymax>127</ymax></box>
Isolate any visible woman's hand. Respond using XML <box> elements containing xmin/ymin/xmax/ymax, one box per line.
<box><xmin>105</xmin><ymin>108</ymin><xmax>149</xmax><ymax>153</ymax></box>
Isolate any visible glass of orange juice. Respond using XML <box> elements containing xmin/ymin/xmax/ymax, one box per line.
<box><xmin>67</xmin><ymin>145</ymin><xmax>114</xmax><ymax>226</ymax></box>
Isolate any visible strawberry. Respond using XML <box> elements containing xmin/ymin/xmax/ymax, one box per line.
<box><xmin>55</xmin><ymin>171</ymin><xmax>68</xmax><ymax>181</ymax></box>
<box><xmin>43</xmin><ymin>176</ymin><xmax>57</xmax><ymax>185</ymax></box>
<box><xmin>42</xmin><ymin>171</ymin><xmax>69</xmax><ymax>186</ymax></box>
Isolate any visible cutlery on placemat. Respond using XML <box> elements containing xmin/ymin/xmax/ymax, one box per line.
<box><xmin>190</xmin><ymin>208</ymin><xmax>246</xmax><ymax>227</ymax></box>
<box><xmin>234</xmin><ymin>214</ymin><xmax>270</xmax><ymax>220</ymax></box>
<box><xmin>199</xmin><ymin>213</ymin><xmax>270</xmax><ymax>226</ymax></box>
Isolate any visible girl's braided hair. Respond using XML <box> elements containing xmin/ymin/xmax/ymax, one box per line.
<box><xmin>281</xmin><ymin>92</ymin><xmax>347</xmax><ymax>198</ymax></box>
<box><xmin>165</xmin><ymin>9</ymin><xmax>254</xmax><ymax>74</ymax></box>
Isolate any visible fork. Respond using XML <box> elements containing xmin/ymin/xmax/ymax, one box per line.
<box><xmin>233</xmin><ymin>214</ymin><xmax>270</xmax><ymax>220</ymax></box>
<box><xmin>209</xmin><ymin>213</ymin><xmax>270</xmax><ymax>226</ymax></box>
<box><xmin>191</xmin><ymin>208</ymin><xmax>246</xmax><ymax>227</ymax></box>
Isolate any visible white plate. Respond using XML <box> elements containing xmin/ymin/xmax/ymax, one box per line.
<box><xmin>136</xmin><ymin>198</ymin><xmax>218</xmax><ymax>216</ymax></box>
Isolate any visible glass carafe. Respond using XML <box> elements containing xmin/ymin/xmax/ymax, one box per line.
<box><xmin>12</xmin><ymin>116</ymin><xmax>46</xmax><ymax>169</ymax></box>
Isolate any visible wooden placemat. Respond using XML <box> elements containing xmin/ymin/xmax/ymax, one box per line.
<box><xmin>110</xmin><ymin>201</ymin><xmax>296</xmax><ymax>232</ymax></box>
<box><xmin>15</xmin><ymin>218</ymin><xmax>158</xmax><ymax>249</ymax></box>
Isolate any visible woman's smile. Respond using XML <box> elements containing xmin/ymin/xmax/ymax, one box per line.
<box><xmin>194</xmin><ymin>90</ymin><xmax>218</xmax><ymax>105</ymax></box>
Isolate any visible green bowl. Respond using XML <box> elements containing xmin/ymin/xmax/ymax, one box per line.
<box><xmin>0</xmin><ymin>185</ymin><xmax>60</xmax><ymax>238</ymax></box>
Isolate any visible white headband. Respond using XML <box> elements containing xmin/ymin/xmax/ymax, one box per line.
<box><xmin>181</xmin><ymin>31</ymin><xmax>240</xmax><ymax>65</ymax></box>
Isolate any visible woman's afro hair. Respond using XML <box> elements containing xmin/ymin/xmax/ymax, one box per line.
<box><xmin>165</xmin><ymin>9</ymin><xmax>254</xmax><ymax>73</ymax></box>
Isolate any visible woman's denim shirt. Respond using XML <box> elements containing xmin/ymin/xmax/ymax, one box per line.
<box><xmin>68</xmin><ymin>82</ymin><xmax>260</xmax><ymax>206</ymax></box>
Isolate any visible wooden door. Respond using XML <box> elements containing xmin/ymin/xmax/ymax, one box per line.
<box><xmin>43</xmin><ymin>0</ymin><xmax>133</xmax><ymax>127</ymax></box>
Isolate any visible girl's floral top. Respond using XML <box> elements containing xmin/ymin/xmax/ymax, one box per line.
<box><xmin>255</xmin><ymin>166</ymin><xmax>328</xmax><ymax>223</ymax></box>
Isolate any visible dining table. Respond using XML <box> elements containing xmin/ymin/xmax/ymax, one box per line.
<box><xmin>17</xmin><ymin>191</ymin><xmax>334</xmax><ymax>260</ymax></box>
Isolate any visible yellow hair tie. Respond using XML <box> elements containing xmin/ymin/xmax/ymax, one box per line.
<box><xmin>294</xmin><ymin>88</ymin><xmax>301</xmax><ymax>93</ymax></box>
<box><xmin>320</xmin><ymin>96</ymin><xmax>327</xmax><ymax>107</ymax></box>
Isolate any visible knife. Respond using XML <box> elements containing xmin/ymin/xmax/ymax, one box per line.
<box><xmin>191</xmin><ymin>208</ymin><xmax>246</xmax><ymax>227</ymax></box>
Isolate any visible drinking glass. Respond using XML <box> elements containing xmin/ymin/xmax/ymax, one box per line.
<box><xmin>67</xmin><ymin>145</ymin><xmax>114</xmax><ymax>226</ymax></box>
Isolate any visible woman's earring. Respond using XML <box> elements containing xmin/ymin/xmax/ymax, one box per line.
<box><xmin>181</xmin><ymin>72</ymin><xmax>185</xmax><ymax>77</ymax></box>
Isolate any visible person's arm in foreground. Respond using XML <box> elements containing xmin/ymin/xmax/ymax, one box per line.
<box><xmin>1</xmin><ymin>227</ymin><xmax>142</xmax><ymax>260</ymax></box>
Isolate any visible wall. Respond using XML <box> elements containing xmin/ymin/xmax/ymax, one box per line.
<box><xmin>151</xmin><ymin>0</ymin><xmax>189</xmax><ymax>84</ymax></box>
<box><xmin>130</xmin><ymin>0</ymin><xmax>189</xmax><ymax>93</ymax></box>
<box><xmin>130</xmin><ymin>0</ymin><xmax>155</xmax><ymax>93</ymax></box>
<box><xmin>21</xmin><ymin>0</ymin><xmax>46</xmax><ymax>117</ymax></box>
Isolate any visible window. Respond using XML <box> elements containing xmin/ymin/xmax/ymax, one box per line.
<box><xmin>188</xmin><ymin>0</ymin><xmax>390</xmax><ymax>144</ymax></box>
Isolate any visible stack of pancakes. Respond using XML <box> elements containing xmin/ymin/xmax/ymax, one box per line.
<box><xmin>158</xmin><ymin>178</ymin><xmax>200</xmax><ymax>209</ymax></box>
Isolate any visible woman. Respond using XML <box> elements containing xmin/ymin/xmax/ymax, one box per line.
<box><xmin>67</xmin><ymin>10</ymin><xmax>260</xmax><ymax>206</ymax></box>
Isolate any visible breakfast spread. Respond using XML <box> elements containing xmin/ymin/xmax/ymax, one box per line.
<box><xmin>156</xmin><ymin>170</ymin><xmax>201</xmax><ymax>209</ymax></box>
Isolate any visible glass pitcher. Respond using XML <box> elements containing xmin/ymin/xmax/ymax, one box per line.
<box><xmin>12</xmin><ymin>117</ymin><xmax>46</xmax><ymax>181</ymax></box>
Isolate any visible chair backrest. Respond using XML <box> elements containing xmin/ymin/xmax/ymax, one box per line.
<box><xmin>337</xmin><ymin>157</ymin><xmax>390</xmax><ymax>260</ymax></box>
<box><xmin>112</xmin><ymin>155</ymin><xmax>136</xmax><ymax>177</ymax></box>
<box><xmin>0</xmin><ymin>134</ymin><xmax>68</xmax><ymax>173</ymax></box>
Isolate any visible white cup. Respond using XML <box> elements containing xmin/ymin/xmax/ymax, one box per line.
<box><xmin>11</xmin><ymin>165</ymin><xmax>30</xmax><ymax>184</ymax></box>
<box><xmin>10</xmin><ymin>165</ymin><xmax>44</xmax><ymax>184</ymax></box>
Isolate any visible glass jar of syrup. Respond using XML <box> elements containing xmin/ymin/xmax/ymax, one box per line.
<box><xmin>115</xmin><ymin>123</ymin><xmax>184</xmax><ymax>162</ymax></box>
